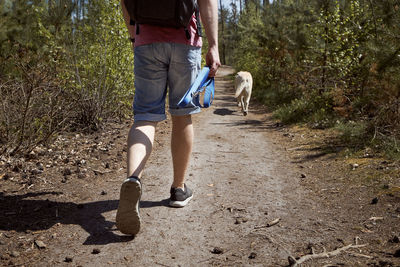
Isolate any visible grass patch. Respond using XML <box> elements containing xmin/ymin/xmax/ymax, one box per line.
<box><xmin>334</xmin><ymin>120</ymin><xmax>369</xmax><ymax>148</ymax></box>
<box><xmin>273</xmin><ymin>98</ymin><xmax>312</xmax><ymax>124</ymax></box>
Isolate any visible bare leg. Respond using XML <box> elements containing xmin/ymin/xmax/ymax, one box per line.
<box><xmin>127</xmin><ymin>120</ymin><xmax>158</xmax><ymax>178</ymax></box>
<box><xmin>117</xmin><ymin>120</ymin><xmax>156</xmax><ymax>235</ymax></box>
<box><xmin>171</xmin><ymin>115</ymin><xmax>193</xmax><ymax>189</ymax></box>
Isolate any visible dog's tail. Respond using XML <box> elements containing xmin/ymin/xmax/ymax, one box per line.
<box><xmin>234</xmin><ymin>73</ymin><xmax>246</xmax><ymax>98</ymax></box>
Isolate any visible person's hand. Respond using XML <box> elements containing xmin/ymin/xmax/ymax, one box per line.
<box><xmin>206</xmin><ymin>45</ymin><xmax>221</xmax><ymax>77</ymax></box>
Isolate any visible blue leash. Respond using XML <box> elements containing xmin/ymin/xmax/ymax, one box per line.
<box><xmin>177</xmin><ymin>66</ymin><xmax>215</xmax><ymax>108</ymax></box>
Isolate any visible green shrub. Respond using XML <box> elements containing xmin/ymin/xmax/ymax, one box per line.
<box><xmin>273</xmin><ymin>98</ymin><xmax>312</xmax><ymax>124</ymax></box>
<box><xmin>335</xmin><ymin>120</ymin><xmax>368</xmax><ymax>148</ymax></box>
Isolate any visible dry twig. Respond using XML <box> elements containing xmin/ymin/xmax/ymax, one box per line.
<box><xmin>288</xmin><ymin>244</ymin><xmax>368</xmax><ymax>266</ymax></box>
<box><xmin>254</xmin><ymin>218</ymin><xmax>281</xmax><ymax>229</ymax></box>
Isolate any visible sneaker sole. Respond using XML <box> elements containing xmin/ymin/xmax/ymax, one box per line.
<box><xmin>169</xmin><ymin>194</ymin><xmax>193</xmax><ymax>208</ymax></box>
<box><xmin>116</xmin><ymin>179</ymin><xmax>141</xmax><ymax>235</ymax></box>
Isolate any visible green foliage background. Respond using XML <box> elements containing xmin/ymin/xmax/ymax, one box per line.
<box><xmin>1</xmin><ymin>0</ymin><xmax>399</xmax><ymax>157</ymax></box>
<box><xmin>0</xmin><ymin>0</ymin><xmax>133</xmax><ymax>155</ymax></box>
<box><xmin>220</xmin><ymin>0</ymin><xmax>400</xmax><ymax>156</ymax></box>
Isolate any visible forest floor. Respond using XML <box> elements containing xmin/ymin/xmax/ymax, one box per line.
<box><xmin>0</xmin><ymin>66</ymin><xmax>400</xmax><ymax>267</ymax></box>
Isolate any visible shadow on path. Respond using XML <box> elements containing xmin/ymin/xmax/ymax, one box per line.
<box><xmin>140</xmin><ymin>198</ymin><xmax>169</xmax><ymax>208</ymax></box>
<box><xmin>213</xmin><ymin>108</ymin><xmax>236</xmax><ymax>116</ymax></box>
<box><xmin>0</xmin><ymin>192</ymin><xmax>174</xmax><ymax>245</ymax></box>
<box><xmin>0</xmin><ymin>192</ymin><xmax>135</xmax><ymax>245</ymax></box>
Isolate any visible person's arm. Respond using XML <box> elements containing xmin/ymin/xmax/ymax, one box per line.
<box><xmin>121</xmin><ymin>0</ymin><xmax>136</xmax><ymax>42</ymax></box>
<box><xmin>198</xmin><ymin>0</ymin><xmax>221</xmax><ymax>77</ymax></box>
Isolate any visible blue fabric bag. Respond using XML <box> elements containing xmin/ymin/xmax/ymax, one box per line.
<box><xmin>177</xmin><ymin>66</ymin><xmax>215</xmax><ymax>108</ymax></box>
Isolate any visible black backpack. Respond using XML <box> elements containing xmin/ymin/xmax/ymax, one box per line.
<box><xmin>124</xmin><ymin>0</ymin><xmax>202</xmax><ymax>39</ymax></box>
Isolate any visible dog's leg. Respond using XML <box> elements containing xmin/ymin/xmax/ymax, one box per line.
<box><xmin>240</xmin><ymin>95</ymin><xmax>246</xmax><ymax>115</ymax></box>
<box><xmin>243</xmin><ymin>90</ymin><xmax>251</xmax><ymax>116</ymax></box>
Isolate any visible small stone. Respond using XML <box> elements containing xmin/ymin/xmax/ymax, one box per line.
<box><xmin>28</xmin><ymin>151</ymin><xmax>37</xmax><ymax>159</ymax></box>
<box><xmin>389</xmin><ymin>235</ymin><xmax>399</xmax><ymax>243</ymax></box>
<box><xmin>248</xmin><ymin>252</ymin><xmax>257</xmax><ymax>259</ymax></box>
<box><xmin>31</xmin><ymin>168</ymin><xmax>42</xmax><ymax>175</ymax></box>
<box><xmin>364</xmin><ymin>223</ymin><xmax>373</xmax><ymax>229</ymax></box>
<box><xmin>92</xmin><ymin>248</ymin><xmax>100</xmax><ymax>254</ymax></box>
<box><xmin>64</xmin><ymin>257</ymin><xmax>73</xmax><ymax>263</ymax></box>
<box><xmin>77</xmin><ymin>173</ymin><xmax>86</xmax><ymax>179</ymax></box>
<box><xmin>235</xmin><ymin>217</ymin><xmax>248</xmax><ymax>224</ymax></box>
<box><xmin>34</xmin><ymin>240</ymin><xmax>46</xmax><ymax>249</ymax></box>
<box><xmin>352</xmin><ymin>163</ymin><xmax>359</xmax><ymax>169</ymax></box>
<box><xmin>10</xmin><ymin>251</ymin><xmax>20</xmax><ymax>257</ymax></box>
<box><xmin>300</xmin><ymin>173</ymin><xmax>306</xmax><ymax>178</ymax></box>
<box><xmin>211</xmin><ymin>247</ymin><xmax>224</xmax><ymax>254</ymax></box>
<box><xmin>382</xmin><ymin>184</ymin><xmax>390</xmax><ymax>190</ymax></box>
<box><xmin>36</xmin><ymin>162</ymin><xmax>44</xmax><ymax>171</ymax></box>
<box><xmin>12</xmin><ymin>165</ymin><xmax>20</xmax><ymax>173</ymax></box>
<box><xmin>371</xmin><ymin>197</ymin><xmax>378</xmax><ymax>204</ymax></box>
<box><xmin>63</xmin><ymin>168</ymin><xmax>72</xmax><ymax>176</ymax></box>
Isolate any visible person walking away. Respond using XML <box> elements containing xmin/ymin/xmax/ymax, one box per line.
<box><xmin>116</xmin><ymin>0</ymin><xmax>221</xmax><ymax>235</ymax></box>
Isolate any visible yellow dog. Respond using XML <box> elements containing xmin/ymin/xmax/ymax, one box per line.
<box><xmin>234</xmin><ymin>71</ymin><xmax>253</xmax><ymax>116</ymax></box>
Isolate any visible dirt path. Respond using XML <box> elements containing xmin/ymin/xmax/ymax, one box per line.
<box><xmin>1</xmin><ymin>66</ymin><xmax>399</xmax><ymax>266</ymax></box>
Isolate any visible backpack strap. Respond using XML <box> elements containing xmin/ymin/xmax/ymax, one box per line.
<box><xmin>185</xmin><ymin>28</ymin><xmax>191</xmax><ymax>39</ymax></box>
<box><xmin>195</xmin><ymin>8</ymin><xmax>203</xmax><ymax>37</ymax></box>
<box><xmin>185</xmin><ymin>7</ymin><xmax>201</xmax><ymax>40</ymax></box>
<box><xmin>129</xmin><ymin>19</ymin><xmax>140</xmax><ymax>35</ymax></box>
<box><xmin>185</xmin><ymin>5</ymin><xmax>203</xmax><ymax>40</ymax></box>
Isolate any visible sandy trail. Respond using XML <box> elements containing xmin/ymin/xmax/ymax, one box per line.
<box><xmin>19</xmin><ymin>66</ymin><xmax>335</xmax><ymax>266</ymax></box>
